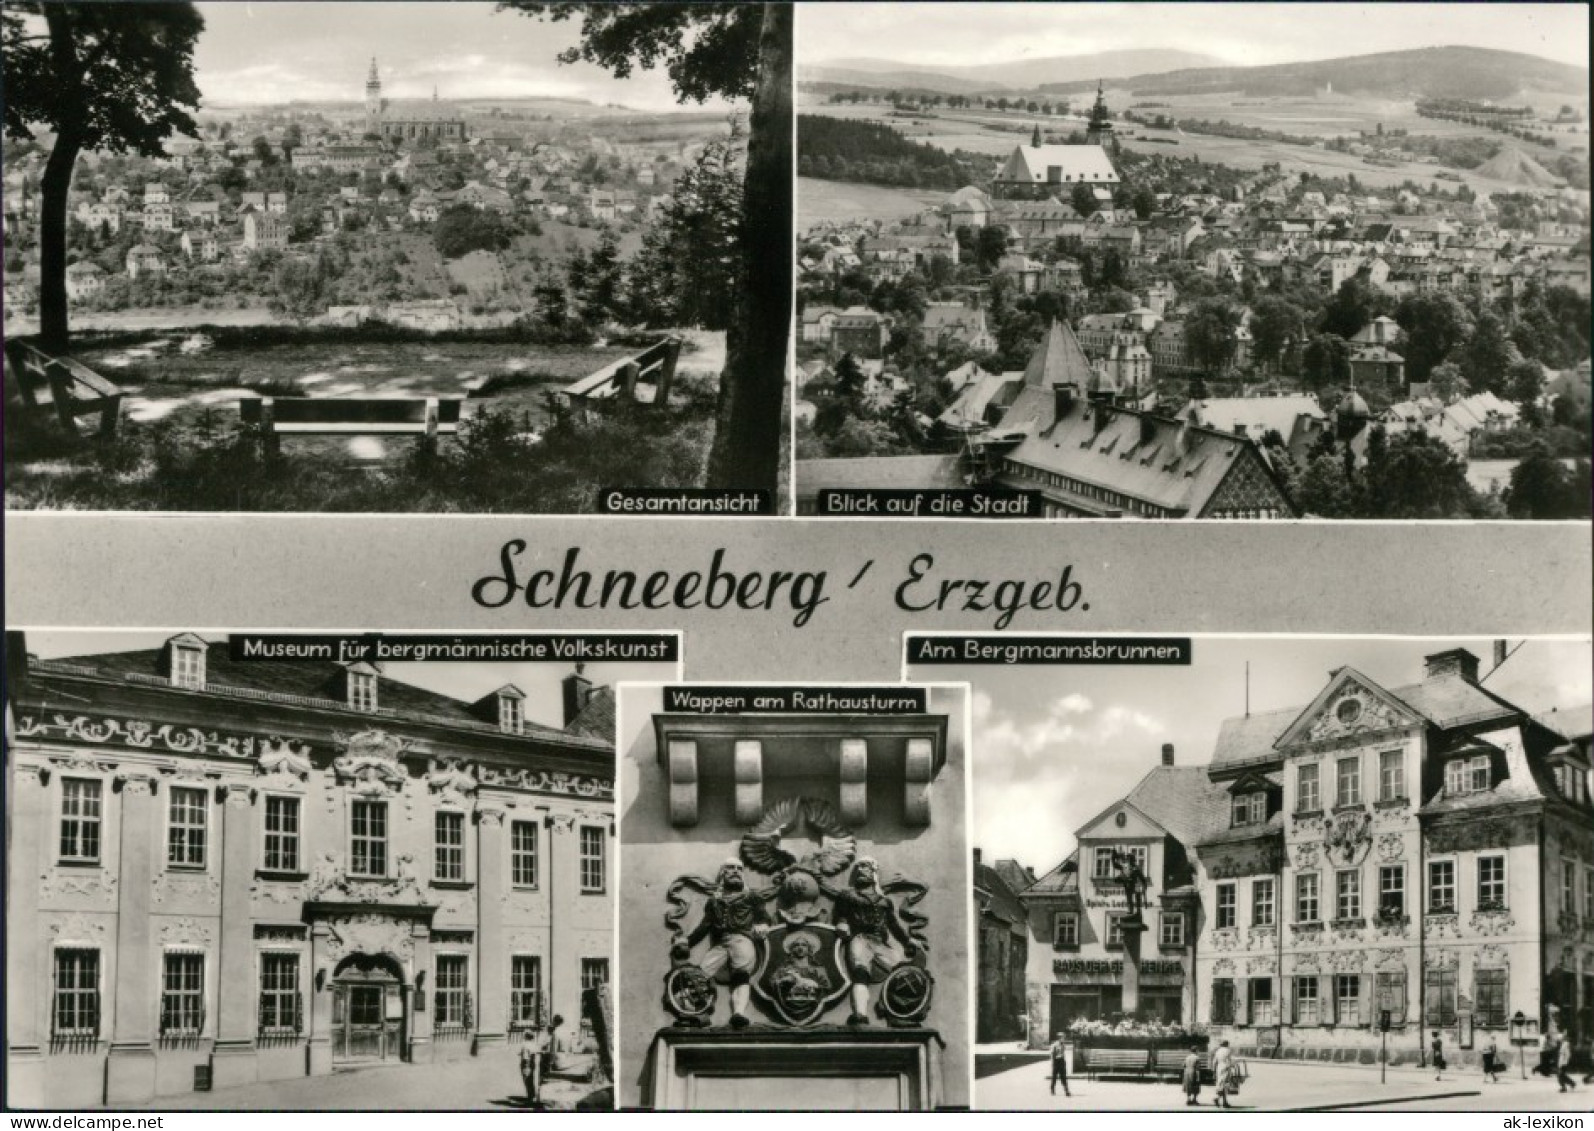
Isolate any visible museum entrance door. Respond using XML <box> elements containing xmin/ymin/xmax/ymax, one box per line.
<box><xmin>332</xmin><ymin>953</ymin><xmax>406</xmax><ymax>1064</ymax></box>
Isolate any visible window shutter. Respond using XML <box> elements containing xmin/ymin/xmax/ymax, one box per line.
<box><xmin>333</xmin><ymin>990</ymin><xmax>345</xmax><ymax>1025</ymax></box>
<box><xmin>1360</xmin><ymin>976</ymin><xmax>1376</xmax><ymax>1027</ymax></box>
<box><xmin>1393</xmin><ymin>970</ymin><xmax>1408</xmax><ymax>1025</ymax></box>
<box><xmin>1281</xmin><ymin>977</ymin><xmax>1294</xmax><ymax>1026</ymax></box>
<box><xmin>1238</xmin><ymin>980</ymin><xmax>1250</xmax><ymax>1027</ymax></box>
<box><xmin>294</xmin><ymin>992</ymin><xmax>304</xmax><ymax>1034</ymax></box>
<box><xmin>1322</xmin><ymin>975</ymin><xmax>1335</xmax><ymax>1026</ymax></box>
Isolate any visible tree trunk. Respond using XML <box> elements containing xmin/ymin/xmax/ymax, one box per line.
<box><xmin>705</xmin><ymin>2</ymin><xmax>792</xmax><ymax>494</ymax></box>
<box><xmin>38</xmin><ymin>130</ymin><xmax>81</xmax><ymax>351</ymax></box>
<box><xmin>39</xmin><ymin>5</ymin><xmax>86</xmax><ymax>351</ymax></box>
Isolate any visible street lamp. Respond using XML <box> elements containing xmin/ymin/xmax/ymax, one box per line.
<box><xmin>1510</xmin><ymin>1010</ymin><xmax>1528</xmax><ymax>1080</ymax></box>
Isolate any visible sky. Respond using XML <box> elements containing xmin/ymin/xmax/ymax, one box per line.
<box><xmin>189</xmin><ymin>2</ymin><xmax>732</xmax><ymax>113</ymax></box>
<box><xmin>909</xmin><ymin>635</ymin><xmax>1593</xmax><ymax>876</ymax></box>
<box><xmin>21</xmin><ymin>629</ymin><xmax>678</xmax><ymax>733</ymax></box>
<box><xmin>800</xmin><ymin>3</ymin><xmax>1591</xmax><ymax>71</ymax></box>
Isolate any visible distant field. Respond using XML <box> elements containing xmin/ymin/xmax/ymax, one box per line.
<box><xmin>800</xmin><ymin>87</ymin><xmax>1587</xmax><ymax>195</ymax></box>
<box><xmin>798</xmin><ymin>177</ymin><xmax>946</xmax><ymax>227</ymax></box>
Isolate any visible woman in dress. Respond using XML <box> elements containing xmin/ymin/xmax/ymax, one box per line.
<box><xmin>1181</xmin><ymin>1044</ymin><xmax>1204</xmax><ymax>1106</ymax></box>
<box><xmin>1213</xmin><ymin>1040</ymin><xmax>1235</xmax><ymax>1109</ymax></box>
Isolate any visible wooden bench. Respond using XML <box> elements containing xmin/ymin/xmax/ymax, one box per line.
<box><xmin>561</xmin><ymin>337</ymin><xmax>682</xmax><ymax>412</ymax></box>
<box><xmin>1152</xmin><ymin>1047</ymin><xmax>1212</xmax><ymax>1082</ymax></box>
<box><xmin>1079</xmin><ymin>1047</ymin><xmax>1155</xmax><ymax>1080</ymax></box>
<box><xmin>239</xmin><ymin>396</ymin><xmax>463</xmax><ymax>453</ymax></box>
<box><xmin>3</xmin><ymin>337</ymin><xmax>123</xmax><ymax>439</ymax></box>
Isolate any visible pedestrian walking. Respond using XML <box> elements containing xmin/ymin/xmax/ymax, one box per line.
<box><xmin>1482</xmin><ymin>1035</ymin><xmax>1501</xmax><ymax>1083</ymax></box>
<box><xmin>1181</xmin><ymin>1044</ymin><xmax>1203</xmax><ymax>1106</ymax></box>
<box><xmin>1049</xmin><ymin>1034</ymin><xmax>1072</xmax><ymax>1097</ymax></box>
<box><xmin>1213</xmin><ymin>1040</ymin><xmax>1235</xmax><ymax>1109</ymax></box>
<box><xmin>519</xmin><ymin>1023</ymin><xmax>549</xmax><ymax>1107</ymax></box>
<box><xmin>1556</xmin><ymin>1036</ymin><xmax>1577</xmax><ymax>1093</ymax></box>
<box><xmin>1431</xmin><ymin>1031</ymin><xmax>1447</xmax><ymax>1081</ymax></box>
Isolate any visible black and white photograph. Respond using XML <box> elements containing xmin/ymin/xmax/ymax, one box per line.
<box><xmin>2</xmin><ymin>1</ymin><xmax>792</xmax><ymax>512</ymax></box>
<box><xmin>795</xmin><ymin>3</ymin><xmax>1591</xmax><ymax>520</ymax></box>
<box><xmin>2</xmin><ymin>628</ymin><xmax>681</xmax><ymax>1110</ymax></box>
<box><xmin>614</xmin><ymin>683</ymin><xmax>971</xmax><ymax>1109</ymax></box>
<box><xmin>905</xmin><ymin>634</ymin><xmax>1594</xmax><ymax>1110</ymax></box>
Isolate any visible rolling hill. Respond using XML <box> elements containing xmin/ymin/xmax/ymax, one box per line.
<box><xmin>805</xmin><ymin>49</ymin><xmax>1225</xmax><ymax>94</ymax></box>
<box><xmin>1038</xmin><ymin>46</ymin><xmax>1588</xmax><ymax>102</ymax></box>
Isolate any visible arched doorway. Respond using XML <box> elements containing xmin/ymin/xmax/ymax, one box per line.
<box><xmin>332</xmin><ymin>953</ymin><xmax>407</xmax><ymax>1064</ymax></box>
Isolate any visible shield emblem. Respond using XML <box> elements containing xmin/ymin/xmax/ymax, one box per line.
<box><xmin>752</xmin><ymin>922</ymin><xmax>850</xmax><ymax>1026</ymax></box>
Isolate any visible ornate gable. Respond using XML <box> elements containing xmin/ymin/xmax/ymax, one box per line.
<box><xmin>1076</xmin><ymin>799</ymin><xmax>1167</xmax><ymax>843</ymax></box>
<box><xmin>1275</xmin><ymin>667</ymin><xmax>1424</xmax><ymax>752</ymax></box>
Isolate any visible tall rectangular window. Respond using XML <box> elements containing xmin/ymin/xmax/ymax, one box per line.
<box><xmin>1053</xmin><ymin>912</ymin><xmax>1079</xmax><ymax>948</ymax></box>
<box><xmin>1159</xmin><ymin>911</ymin><xmax>1186</xmax><ymax>948</ymax></box>
<box><xmin>434</xmin><ymin>811</ymin><xmax>465</xmax><ymax>882</ymax></box>
<box><xmin>263</xmin><ymin>796</ymin><xmax>301</xmax><ymax>873</ymax></box>
<box><xmin>434</xmin><ymin>955</ymin><xmax>469</xmax><ymax>1029</ymax></box>
<box><xmin>1092</xmin><ymin>845</ymin><xmax>1148</xmax><ymax>879</ymax></box>
<box><xmin>1563</xmin><ymin>860</ymin><xmax>1578</xmax><ymax>917</ymax></box>
<box><xmin>1379</xmin><ymin>864</ymin><xmax>1405</xmax><ymax>916</ymax></box>
<box><xmin>1297</xmin><ymin>872</ymin><xmax>1320</xmax><ymax>922</ymax></box>
<box><xmin>511</xmin><ymin>821</ymin><xmax>539</xmax><ymax>888</ymax></box>
<box><xmin>1424</xmin><ymin>968</ymin><xmax>1457</xmax><ymax>1027</ymax></box>
<box><xmin>1212</xmin><ymin>979</ymin><xmax>1235</xmax><ymax>1024</ymax></box>
<box><xmin>579</xmin><ymin>826</ymin><xmax>605</xmax><ymax>893</ymax></box>
<box><xmin>1297</xmin><ymin>764</ymin><xmax>1320</xmax><ymax>813</ymax></box>
<box><xmin>1379</xmin><ymin>750</ymin><xmax>1405</xmax><ymax>801</ymax></box>
<box><xmin>1336</xmin><ymin>756</ymin><xmax>1361</xmax><ymax>807</ymax></box>
<box><xmin>1106</xmin><ymin>912</ymin><xmax>1126</xmax><ymax>949</ymax></box>
<box><xmin>350</xmin><ymin>800</ymin><xmax>387</xmax><ymax>877</ymax></box>
<box><xmin>511</xmin><ymin>956</ymin><xmax>541</xmax><ymax>1030</ymax></box>
<box><xmin>1475</xmin><ymin>969</ymin><xmax>1508</xmax><ymax>1027</ymax></box>
<box><xmin>1295</xmin><ymin>976</ymin><xmax>1320</xmax><ymax>1025</ymax></box>
<box><xmin>1477</xmin><ymin>855</ymin><xmax>1506</xmax><ymax>908</ymax></box>
<box><xmin>1336</xmin><ymin>975</ymin><xmax>1361</xmax><ymax>1023</ymax></box>
<box><xmin>160</xmin><ymin>953</ymin><xmax>205</xmax><ymax>1036</ymax></box>
<box><xmin>1428</xmin><ymin>860</ymin><xmax>1456</xmax><ymax>912</ymax></box>
<box><xmin>1216</xmin><ymin>883</ymin><xmax>1237</xmax><ymax>929</ymax></box>
<box><xmin>1376</xmin><ymin>971</ymin><xmax>1408</xmax><ymax>1025</ymax></box>
<box><xmin>581</xmin><ymin>958</ymin><xmax>610</xmax><ymax>990</ymax></box>
<box><xmin>258</xmin><ymin>953</ymin><xmax>301</xmax><ymax>1035</ymax></box>
<box><xmin>499</xmin><ymin>696</ymin><xmax>523</xmax><ymax>735</ymax></box>
<box><xmin>52</xmin><ymin>949</ymin><xmax>100</xmax><ymax>1038</ymax></box>
<box><xmin>167</xmin><ymin>786</ymin><xmax>208</xmax><ymax>868</ymax></box>
<box><xmin>60</xmin><ymin>779</ymin><xmax>102</xmax><ymax>863</ymax></box>
<box><xmin>1336</xmin><ymin>870</ymin><xmax>1362</xmax><ymax>921</ymax></box>
<box><xmin>1251</xmin><ymin>978</ymin><xmax>1275</xmax><ymax>1026</ymax></box>
<box><xmin>1252</xmin><ymin>878</ymin><xmax>1276</xmax><ymax>927</ymax></box>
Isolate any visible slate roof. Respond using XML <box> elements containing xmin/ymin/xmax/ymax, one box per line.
<box><xmin>998</xmin><ymin>143</ymin><xmax>1120</xmax><ymax>185</ymax></box>
<box><xmin>1123</xmin><ymin>766</ymin><xmax>1233</xmax><ymax>851</ymax></box>
<box><xmin>566</xmin><ymin>685</ymin><xmax>615</xmax><ymax>742</ymax></box>
<box><xmin>975</xmin><ymin>861</ymin><xmax>1029</xmax><ymax>929</ymax></box>
<box><xmin>35</xmin><ymin>639</ymin><xmax>608</xmax><ymax>749</ymax></box>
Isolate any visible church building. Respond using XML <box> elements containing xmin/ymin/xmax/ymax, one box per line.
<box><xmin>364</xmin><ymin>59</ymin><xmax>467</xmax><ymax>144</ymax></box>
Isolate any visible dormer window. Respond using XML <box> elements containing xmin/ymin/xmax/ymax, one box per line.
<box><xmin>494</xmin><ymin>685</ymin><xmax>526</xmax><ymax>735</ymax></box>
<box><xmin>172</xmin><ymin>645</ymin><xmax>204</xmax><ymax>689</ymax></box>
<box><xmin>166</xmin><ymin>634</ymin><xmax>207</xmax><ymax>689</ymax></box>
<box><xmin>347</xmin><ymin>668</ymin><xmax>378</xmax><ymax>712</ymax></box>
<box><xmin>1232</xmin><ymin>792</ymin><xmax>1266</xmax><ymax>827</ymax></box>
<box><xmin>1444</xmin><ymin>753</ymin><xmax>1491</xmax><ymax>796</ymax></box>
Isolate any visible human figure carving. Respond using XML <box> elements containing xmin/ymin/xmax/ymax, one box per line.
<box><xmin>823</xmin><ymin>857</ymin><xmax>919</xmax><ymax>1026</ymax></box>
<box><xmin>671</xmin><ymin>859</ymin><xmax>770</xmax><ymax>1028</ymax></box>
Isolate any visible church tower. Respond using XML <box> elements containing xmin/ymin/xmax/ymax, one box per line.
<box><xmin>1085</xmin><ymin>79</ymin><xmax>1114</xmax><ymax>149</ymax></box>
<box><xmin>364</xmin><ymin>57</ymin><xmax>382</xmax><ymax>136</ymax></box>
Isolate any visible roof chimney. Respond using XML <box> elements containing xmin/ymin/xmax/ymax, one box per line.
<box><xmin>562</xmin><ymin>663</ymin><xmax>593</xmax><ymax>725</ymax></box>
<box><xmin>1423</xmin><ymin>648</ymin><xmax>1480</xmax><ymax>684</ymax></box>
<box><xmin>1161</xmin><ymin>743</ymin><xmax>1175</xmax><ymax>767</ymax></box>
<box><xmin>973</xmin><ymin>847</ymin><xmax>983</xmax><ymax>868</ymax></box>
<box><xmin>1492</xmin><ymin>639</ymin><xmax>1508</xmax><ymax>671</ymax></box>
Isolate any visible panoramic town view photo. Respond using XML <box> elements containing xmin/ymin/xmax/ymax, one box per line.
<box><xmin>925</xmin><ymin>636</ymin><xmax>1594</xmax><ymax>1111</ymax></box>
<box><xmin>2</xmin><ymin>2</ymin><xmax>792</xmax><ymax>512</ymax></box>
<box><xmin>795</xmin><ymin>3</ymin><xmax>1591</xmax><ymax>519</ymax></box>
